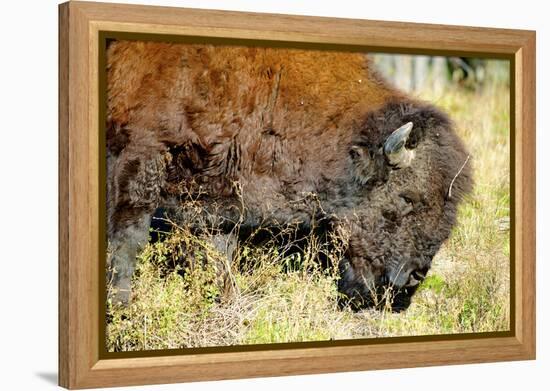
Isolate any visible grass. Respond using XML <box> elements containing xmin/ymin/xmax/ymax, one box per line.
<box><xmin>106</xmin><ymin>65</ymin><xmax>510</xmax><ymax>352</ymax></box>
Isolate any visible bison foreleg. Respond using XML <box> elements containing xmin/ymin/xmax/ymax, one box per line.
<box><xmin>208</xmin><ymin>233</ymin><xmax>238</xmax><ymax>300</ymax></box>
<box><xmin>107</xmin><ymin>213</ymin><xmax>152</xmax><ymax>305</ymax></box>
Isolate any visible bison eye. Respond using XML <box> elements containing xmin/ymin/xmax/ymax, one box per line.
<box><xmin>398</xmin><ymin>192</ymin><xmax>417</xmax><ymax>216</ymax></box>
<box><xmin>401</xmin><ymin>195</ymin><xmax>413</xmax><ymax>205</ymax></box>
<box><xmin>399</xmin><ymin>191</ymin><xmax>420</xmax><ymax>206</ymax></box>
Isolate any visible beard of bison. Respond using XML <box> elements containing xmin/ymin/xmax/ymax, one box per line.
<box><xmin>106</xmin><ymin>98</ymin><xmax>471</xmax><ymax>312</ymax></box>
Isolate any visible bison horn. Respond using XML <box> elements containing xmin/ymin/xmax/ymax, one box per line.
<box><xmin>383</xmin><ymin>122</ymin><xmax>415</xmax><ymax>168</ymax></box>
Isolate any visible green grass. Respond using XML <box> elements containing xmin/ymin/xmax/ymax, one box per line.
<box><xmin>106</xmin><ymin>75</ymin><xmax>510</xmax><ymax>352</ymax></box>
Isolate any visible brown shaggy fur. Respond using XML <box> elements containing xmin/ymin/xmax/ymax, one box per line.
<box><xmin>106</xmin><ymin>41</ymin><xmax>472</xmax><ymax>310</ymax></box>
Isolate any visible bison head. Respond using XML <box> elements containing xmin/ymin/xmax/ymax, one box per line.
<box><xmin>338</xmin><ymin>101</ymin><xmax>472</xmax><ymax>311</ymax></box>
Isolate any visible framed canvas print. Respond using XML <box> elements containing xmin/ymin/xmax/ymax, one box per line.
<box><xmin>58</xmin><ymin>1</ymin><xmax>536</xmax><ymax>389</ymax></box>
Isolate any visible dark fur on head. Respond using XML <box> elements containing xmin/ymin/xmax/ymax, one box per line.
<box><xmin>339</xmin><ymin>100</ymin><xmax>472</xmax><ymax>310</ymax></box>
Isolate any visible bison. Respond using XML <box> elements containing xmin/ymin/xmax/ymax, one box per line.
<box><xmin>106</xmin><ymin>40</ymin><xmax>472</xmax><ymax>311</ymax></box>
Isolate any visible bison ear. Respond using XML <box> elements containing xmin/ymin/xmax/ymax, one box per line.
<box><xmin>383</xmin><ymin>122</ymin><xmax>415</xmax><ymax>168</ymax></box>
<box><xmin>349</xmin><ymin>145</ymin><xmax>369</xmax><ymax>161</ymax></box>
<box><xmin>349</xmin><ymin>145</ymin><xmax>376</xmax><ymax>185</ymax></box>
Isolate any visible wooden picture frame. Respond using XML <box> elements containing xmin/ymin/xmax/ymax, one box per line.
<box><xmin>59</xmin><ymin>1</ymin><xmax>536</xmax><ymax>389</ymax></box>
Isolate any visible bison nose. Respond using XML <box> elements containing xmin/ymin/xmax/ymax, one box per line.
<box><xmin>386</xmin><ymin>268</ymin><xmax>426</xmax><ymax>289</ymax></box>
<box><xmin>385</xmin><ymin>268</ymin><xmax>409</xmax><ymax>289</ymax></box>
<box><xmin>407</xmin><ymin>270</ymin><xmax>426</xmax><ymax>287</ymax></box>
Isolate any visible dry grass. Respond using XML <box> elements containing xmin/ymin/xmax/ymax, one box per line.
<box><xmin>106</xmin><ymin>61</ymin><xmax>510</xmax><ymax>352</ymax></box>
